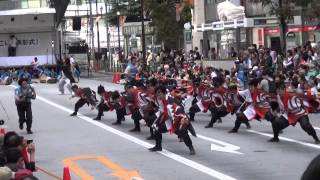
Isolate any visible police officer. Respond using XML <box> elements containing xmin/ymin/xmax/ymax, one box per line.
<box><xmin>124</xmin><ymin>57</ymin><xmax>138</xmax><ymax>82</ymax></box>
<box><xmin>15</xmin><ymin>78</ymin><xmax>36</xmax><ymax>134</ymax></box>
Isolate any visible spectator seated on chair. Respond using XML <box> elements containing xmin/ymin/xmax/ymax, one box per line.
<box><xmin>18</xmin><ymin>68</ymin><xmax>31</xmax><ymax>84</ymax></box>
<box><xmin>39</xmin><ymin>68</ymin><xmax>58</xmax><ymax>84</ymax></box>
<box><xmin>0</xmin><ymin>70</ymin><xmax>12</xmax><ymax>85</ymax></box>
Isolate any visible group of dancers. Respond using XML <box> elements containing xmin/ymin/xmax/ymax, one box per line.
<box><xmin>62</xmin><ymin>66</ymin><xmax>320</xmax><ymax>156</ymax></box>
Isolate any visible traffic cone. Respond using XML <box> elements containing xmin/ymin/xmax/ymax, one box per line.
<box><xmin>95</xmin><ymin>63</ymin><xmax>99</xmax><ymax>72</ymax></box>
<box><xmin>112</xmin><ymin>72</ymin><xmax>117</xmax><ymax>84</ymax></box>
<box><xmin>117</xmin><ymin>72</ymin><xmax>121</xmax><ymax>83</ymax></box>
<box><xmin>63</xmin><ymin>167</ymin><xmax>71</xmax><ymax>180</ymax></box>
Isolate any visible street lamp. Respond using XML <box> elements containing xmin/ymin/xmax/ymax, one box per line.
<box><xmin>96</xmin><ymin>0</ymin><xmax>101</xmax><ymax>54</ymax></box>
<box><xmin>117</xmin><ymin>11</ymin><xmax>121</xmax><ymax>71</ymax></box>
<box><xmin>117</xmin><ymin>11</ymin><xmax>121</xmax><ymax>60</ymax></box>
<box><xmin>140</xmin><ymin>0</ymin><xmax>146</xmax><ymax>66</ymax></box>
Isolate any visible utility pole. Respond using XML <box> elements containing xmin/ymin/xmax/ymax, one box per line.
<box><xmin>89</xmin><ymin>0</ymin><xmax>94</xmax><ymax>55</ymax></box>
<box><xmin>140</xmin><ymin>0</ymin><xmax>146</xmax><ymax>65</ymax></box>
<box><xmin>96</xmin><ymin>0</ymin><xmax>101</xmax><ymax>53</ymax></box>
<box><xmin>105</xmin><ymin>1</ymin><xmax>111</xmax><ymax>72</ymax></box>
<box><xmin>117</xmin><ymin>11</ymin><xmax>121</xmax><ymax>64</ymax></box>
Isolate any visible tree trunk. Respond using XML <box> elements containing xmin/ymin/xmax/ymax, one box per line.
<box><xmin>278</xmin><ymin>0</ymin><xmax>287</xmax><ymax>54</ymax></box>
<box><xmin>279</xmin><ymin>16</ymin><xmax>287</xmax><ymax>54</ymax></box>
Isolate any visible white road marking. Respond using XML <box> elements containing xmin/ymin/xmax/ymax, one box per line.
<box><xmin>195</xmin><ymin>134</ymin><xmax>243</xmax><ymax>155</ymax></box>
<box><xmin>32</xmin><ymin>94</ymin><xmax>237</xmax><ymax>180</ymax></box>
<box><xmin>314</xmin><ymin>127</ymin><xmax>320</xmax><ymax>131</ymax></box>
<box><xmin>247</xmin><ymin>130</ymin><xmax>320</xmax><ymax>149</ymax></box>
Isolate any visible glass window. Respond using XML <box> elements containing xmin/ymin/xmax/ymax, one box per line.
<box><xmin>21</xmin><ymin>0</ymin><xmax>28</xmax><ymax>8</ymax></box>
<box><xmin>40</xmin><ymin>0</ymin><xmax>48</xmax><ymax>7</ymax></box>
<box><xmin>28</xmin><ymin>0</ymin><xmax>41</xmax><ymax>8</ymax></box>
<box><xmin>206</xmin><ymin>0</ymin><xmax>215</xmax><ymax>4</ymax></box>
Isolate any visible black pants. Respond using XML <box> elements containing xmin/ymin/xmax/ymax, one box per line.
<box><xmin>298</xmin><ymin>116</ymin><xmax>318</xmax><ymax>141</ymax></box>
<box><xmin>8</xmin><ymin>47</ymin><xmax>16</xmax><ymax>57</ymax></box>
<box><xmin>191</xmin><ymin>97</ymin><xmax>198</xmax><ymax>106</ymax></box>
<box><xmin>74</xmin><ymin>98</ymin><xmax>87</xmax><ymax>113</ymax></box>
<box><xmin>131</xmin><ymin>109</ymin><xmax>142</xmax><ymax>130</ymax></box>
<box><xmin>189</xmin><ymin>103</ymin><xmax>201</xmax><ymax>122</ymax></box>
<box><xmin>268</xmin><ymin>113</ymin><xmax>319</xmax><ymax>141</ymax></box>
<box><xmin>144</xmin><ymin>112</ymin><xmax>157</xmax><ymax>137</ymax></box>
<box><xmin>153</xmin><ymin>123</ymin><xmax>193</xmax><ymax>149</ymax></box>
<box><xmin>270</xmin><ymin>115</ymin><xmax>289</xmax><ymax>139</ymax></box>
<box><xmin>231</xmin><ymin>113</ymin><xmax>251</xmax><ymax>132</ymax></box>
<box><xmin>16</xmin><ymin>102</ymin><xmax>32</xmax><ymax>130</ymax></box>
<box><xmin>96</xmin><ymin>103</ymin><xmax>110</xmax><ymax>118</ymax></box>
<box><xmin>207</xmin><ymin>106</ymin><xmax>228</xmax><ymax>126</ymax></box>
<box><xmin>115</xmin><ymin>107</ymin><xmax>126</xmax><ymax>123</ymax></box>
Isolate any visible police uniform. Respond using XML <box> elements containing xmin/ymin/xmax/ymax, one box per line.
<box><xmin>15</xmin><ymin>84</ymin><xmax>36</xmax><ymax>134</ymax></box>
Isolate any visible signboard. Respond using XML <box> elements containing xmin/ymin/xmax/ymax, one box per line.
<box><xmin>185</xmin><ymin>30</ymin><xmax>192</xmax><ymax>42</ymax></box>
<box><xmin>265</xmin><ymin>26</ymin><xmax>320</xmax><ymax>35</ymax></box>
<box><xmin>131</xmin><ymin>39</ymin><xmax>137</xmax><ymax>48</ymax></box>
<box><xmin>0</xmin><ymin>39</ymin><xmax>39</xmax><ymax>48</ymax></box>
<box><xmin>123</xmin><ymin>22</ymin><xmax>154</xmax><ymax>36</ymax></box>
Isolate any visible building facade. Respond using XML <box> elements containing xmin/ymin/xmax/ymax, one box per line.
<box><xmin>192</xmin><ymin>0</ymin><xmax>320</xmax><ymax>59</ymax></box>
<box><xmin>0</xmin><ymin>0</ymin><xmax>58</xmax><ymax>66</ymax></box>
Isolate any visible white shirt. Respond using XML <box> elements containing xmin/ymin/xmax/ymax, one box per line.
<box><xmin>70</xmin><ymin>57</ymin><xmax>75</xmax><ymax>64</ymax></box>
<box><xmin>311</xmin><ymin>86</ymin><xmax>318</xmax><ymax>97</ymax></box>
<box><xmin>9</xmin><ymin>38</ymin><xmax>17</xmax><ymax>48</ymax></box>
<box><xmin>238</xmin><ymin>89</ymin><xmax>253</xmax><ymax>103</ymax></box>
<box><xmin>31</xmin><ymin>60</ymin><xmax>39</xmax><ymax>69</ymax></box>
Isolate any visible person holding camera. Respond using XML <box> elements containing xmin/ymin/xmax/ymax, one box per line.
<box><xmin>15</xmin><ymin>79</ymin><xmax>36</xmax><ymax>134</ymax></box>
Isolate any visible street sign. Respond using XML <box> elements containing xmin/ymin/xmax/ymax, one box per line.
<box><xmin>185</xmin><ymin>30</ymin><xmax>192</xmax><ymax>42</ymax></box>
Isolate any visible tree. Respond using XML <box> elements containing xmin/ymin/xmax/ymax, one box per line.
<box><xmin>106</xmin><ymin>0</ymin><xmax>192</xmax><ymax>50</ymax></box>
<box><xmin>105</xmin><ymin>1</ymin><xmax>131</xmax><ymax>26</ymax></box>
<box><xmin>145</xmin><ymin>0</ymin><xmax>192</xmax><ymax>50</ymax></box>
<box><xmin>304</xmin><ymin>0</ymin><xmax>320</xmax><ymax>21</ymax></box>
<box><xmin>250</xmin><ymin>0</ymin><xmax>313</xmax><ymax>52</ymax></box>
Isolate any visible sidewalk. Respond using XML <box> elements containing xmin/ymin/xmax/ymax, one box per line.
<box><xmin>80</xmin><ymin>71</ymin><xmax>114</xmax><ymax>83</ymax></box>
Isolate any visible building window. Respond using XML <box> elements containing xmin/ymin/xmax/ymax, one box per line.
<box><xmin>206</xmin><ymin>0</ymin><xmax>215</xmax><ymax>4</ymax></box>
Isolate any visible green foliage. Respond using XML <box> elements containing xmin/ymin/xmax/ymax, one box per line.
<box><xmin>304</xmin><ymin>0</ymin><xmax>320</xmax><ymax>19</ymax></box>
<box><xmin>146</xmin><ymin>0</ymin><xmax>192</xmax><ymax>49</ymax></box>
<box><xmin>106</xmin><ymin>0</ymin><xmax>193</xmax><ymax>49</ymax></box>
<box><xmin>106</xmin><ymin>0</ymin><xmax>141</xmax><ymax>26</ymax></box>
<box><xmin>250</xmin><ymin>0</ymin><xmax>314</xmax><ymax>20</ymax></box>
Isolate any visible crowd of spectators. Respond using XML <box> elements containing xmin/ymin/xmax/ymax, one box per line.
<box><xmin>0</xmin><ymin>55</ymin><xmax>81</xmax><ymax>85</ymax></box>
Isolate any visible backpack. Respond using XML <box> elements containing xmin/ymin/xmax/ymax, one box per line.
<box><xmin>268</xmin><ymin>79</ymin><xmax>276</xmax><ymax>93</ymax></box>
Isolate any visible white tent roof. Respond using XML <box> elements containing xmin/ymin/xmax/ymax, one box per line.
<box><xmin>0</xmin><ymin>7</ymin><xmax>55</xmax><ymax>16</ymax></box>
<box><xmin>217</xmin><ymin>0</ymin><xmax>245</xmax><ymax>21</ymax></box>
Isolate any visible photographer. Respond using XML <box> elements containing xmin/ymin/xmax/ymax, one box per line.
<box><xmin>2</xmin><ymin>132</ymin><xmax>36</xmax><ymax>175</ymax></box>
<box><xmin>15</xmin><ymin>79</ymin><xmax>36</xmax><ymax>134</ymax></box>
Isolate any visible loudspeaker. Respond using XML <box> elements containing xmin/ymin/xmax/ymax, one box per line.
<box><xmin>72</xmin><ymin>17</ymin><xmax>81</xmax><ymax>31</ymax></box>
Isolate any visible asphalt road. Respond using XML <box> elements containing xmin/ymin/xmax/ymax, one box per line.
<box><xmin>0</xmin><ymin>78</ymin><xmax>320</xmax><ymax>180</ymax></box>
